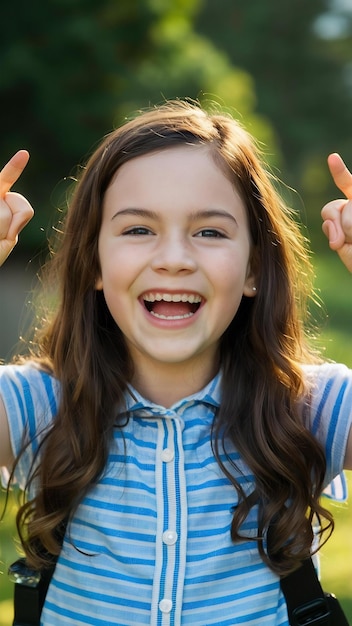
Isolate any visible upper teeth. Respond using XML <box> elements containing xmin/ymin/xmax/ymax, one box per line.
<box><xmin>143</xmin><ymin>293</ymin><xmax>202</xmax><ymax>303</ymax></box>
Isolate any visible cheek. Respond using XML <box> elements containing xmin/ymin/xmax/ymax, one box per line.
<box><xmin>96</xmin><ymin>239</ymin><xmax>127</xmax><ymax>291</ymax></box>
<box><xmin>96</xmin><ymin>250</ymin><xmax>140</xmax><ymax>319</ymax></box>
<box><xmin>214</xmin><ymin>250</ymin><xmax>250</xmax><ymax>290</ymax></box>
<box><xmin>211</xmin><ymin>255</ymin><xmax>251</xmax><ymax>317</ymax></box>
<box><xmin>99</xmin><ymin>287</ymin><xmax>129</xmax><ymax>335</ymax></box>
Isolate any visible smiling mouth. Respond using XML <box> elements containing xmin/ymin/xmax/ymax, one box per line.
<box><xmin>142</xmin><ymin>292</ymin><xmax>202</xmax><ymax>320</ymax></box>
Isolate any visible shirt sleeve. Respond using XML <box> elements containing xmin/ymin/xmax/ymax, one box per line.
<box><xmin>302</xmin><ymin>361</ymin><xmax>352</xmax><ymax>489</ymax></box>
<box><xmin>0</xmin><ymin>362</ymin><xmax>59</xmax><ymax>490</ymax></box>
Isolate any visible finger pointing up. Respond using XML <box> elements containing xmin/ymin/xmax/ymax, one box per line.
<box><xmin>0</xmin><ymin>150</ymin><xmax>30</xmax><ymax>198</ymax></box>
<box><xmin>327</xmin><ymin>153</ymin><xmax>352</xmax><ymax>199</ymax></box>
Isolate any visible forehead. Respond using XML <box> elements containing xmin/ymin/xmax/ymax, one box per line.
<box><xmin>100</xmin><ymin>145</ymin><xmax>249</xmax><ymax>233</ymax></box>
<box><xmin>104</xmin><ymin>144</ymin><xmax>242</xmax><ymax>205</ymax></box>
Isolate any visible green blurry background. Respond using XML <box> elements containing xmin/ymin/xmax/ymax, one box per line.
<box><xmin>1</xmin><ymin>0</ymin><xmax>352</xmax><ymax>622</ymax></box>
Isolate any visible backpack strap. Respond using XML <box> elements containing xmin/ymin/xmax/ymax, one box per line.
<box><xmin>9</xmin><ymin>558</ymin><xmax>57</xmax><ymax>626</ymax></box>
<box><xmin>9</xmin><ymin>521</ymin><xmax>66</xmax><ymax>626</ymax></box>
<box><xmin>280</xmin><ymin>557</ymin><xmax>350</xmax><ymax>626</ymax></box>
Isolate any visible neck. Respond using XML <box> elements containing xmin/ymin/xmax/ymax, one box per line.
<box><xmin>130</xmin><ymin>358</ymin><xmax>218</xmax><ymax>407</ymax></box>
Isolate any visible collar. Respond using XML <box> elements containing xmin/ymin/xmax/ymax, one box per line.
<box><xmin>123</xmin><ymin>371</ymin><xmax>221</xmax><ymax>416</ymax></box>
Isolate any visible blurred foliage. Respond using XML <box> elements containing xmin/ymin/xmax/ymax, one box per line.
<box><xmin>1</xmin><ymin>0</ymin><xmax>352</xmax><ymax>254</ymax></box>
<box><xmin>0</xmin><ymin>0</ymin><xmax>273</xmax><ymax>252</ymax></box>
<box><xmin>195</xmin><ymin>0</ymin><xmax>352</xmax><ymax>249</ymax></box>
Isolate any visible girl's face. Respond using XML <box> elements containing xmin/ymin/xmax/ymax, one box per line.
<box><xmin>97</xmin><ymin>145</ymin><xmax>256</xmax><ymax>389</ymax></box>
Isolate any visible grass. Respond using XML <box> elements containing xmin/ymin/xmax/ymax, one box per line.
<box><xmin>320</xmin><ymin>476</ymin><xmax>352</xmax><ymax>619</ymax></box>
<box><xmin>0</xmin><ymin>492</ymin><xmax>20</xmax><ymax>626</ymax></box>
<box><xmin>0</xmin><ymin>252</ymin><xmax>351</xmax><ymax>624</ymax></box>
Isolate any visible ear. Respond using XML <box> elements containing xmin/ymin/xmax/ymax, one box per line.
<box><xmin>243</xmin><ymin>276</ymin><xmax>257</xmax><ymax>298</ymax></box>
<box><xmin>243</xmin><ymin>252</ymin><xmax>258</xmax><ymax>298</ymax></box>
<box><xmin>95</xmin><ymin>276</ymin><xmax>103</xmax><ymax>290</ymax></box>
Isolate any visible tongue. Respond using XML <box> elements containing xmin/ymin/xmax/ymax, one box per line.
<box><xmin>151</xmin><ymin>301</ymin><xmax>193</xmax><ymax>317</ymax></box>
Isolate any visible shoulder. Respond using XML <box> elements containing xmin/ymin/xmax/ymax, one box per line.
<box><xmin>0</xmin><ymin>360</ymin><xmax>59</xmax><ymax>401</ymax></box>
<box><xmin>301</xmin><ymin>361</ymin><xmax>352</xmax><ymax>477</ymax></box>
<box><xmin>301</xmin><ymin>361</ymin><xmax>352</xmax><ymax>419</ymax></box>
<box><xmin>302</xmin><ymin>361</ymin><xmax>352</xmax><ymax>399</ymax></box>
<box><xmin>0</xmin><ymin>360</ymin><xmax>60</xmax><ymax>434</ymax></box>
<box><xmin>0</xmin><ymin>362</ymin><xmax>61</xmax><ymax>483</ymax></box>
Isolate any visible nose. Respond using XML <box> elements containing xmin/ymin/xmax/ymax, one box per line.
<box><xmin>150</xmin><ymin>235</ymin><xmax>197</xmax><ymax>274</ymax></box>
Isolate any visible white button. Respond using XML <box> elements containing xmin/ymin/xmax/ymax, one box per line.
<box><xmin>159</xmin><ymin>598</ymin><xmax>173</xmax><ymax>613</ymax></box>
<box><xmin>162</xmin><ymin>529</ymin><xmax>178</xmax><ymax>545</ymax></box>
<box><xmin>161</xmin><ymin>448</ymin><xmax>174</xmax><ymax>462</ymax></box>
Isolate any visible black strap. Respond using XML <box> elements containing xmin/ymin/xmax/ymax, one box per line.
<box><xmin>13</xmin><ymin>581</ymin><xmax>47</xmax><ymax>626</ymax></box>
<box><xmin>281</xmin><ymin>557</ymin><xmax>350</xmax><ymax>626</ymax></box>
<box><xmin>281</xmin><ymin>558</ymin><xmax>329</xmax><ymax>625</ymax></box>
<box><xmin>281</xmin><ymin>557</ymin><xmax>325</xmax><ymax>611</ymax></box>
<box><xmin>10</xmin><ymin>520</ymin><xmax>67</xmax><ymax>625</ymax></box>
<box><xmin>9</xmin><ymin>558</ymin><xmax>57</xmax><ymax>626</ymax></box>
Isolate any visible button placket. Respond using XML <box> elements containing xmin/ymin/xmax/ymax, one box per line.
<box><xmin>151</xmin><ymin>416</ymin><xmax>187</xmax><ymax>625</ymax></box>
<box><xmin>159</xmin><ymin>422</ymin><xmax>177</xmax><ymax>618</ymax></box>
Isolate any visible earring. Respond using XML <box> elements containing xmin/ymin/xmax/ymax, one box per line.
<box><xmin>252</xmin><ymin>287</ymin><xmax>257</xmax><ymax>292</ymax></box>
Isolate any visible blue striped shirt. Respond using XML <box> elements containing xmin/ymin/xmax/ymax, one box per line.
<box><xmin>1</xmin><ymin>361</ymin><xmax>351</xmax><ymax>625</ymax></box>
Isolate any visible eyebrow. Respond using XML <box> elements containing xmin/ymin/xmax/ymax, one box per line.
<box><xmin>190</xmin><ymin>209</ymin><xmax>238</xmax><ymax>225</ymax></box>
<box><xmin>111</xmin><ymin>207</ymin><xmax>238</xmax><ymax>224</ymax></box>
<box><xmin>111</xmin><ymin>208</ymin><xmax>158</xmax><ymax>221</ymax></box>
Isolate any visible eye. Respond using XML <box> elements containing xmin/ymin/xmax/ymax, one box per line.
<box><xmin>195</xmin><ymin>229</ymin><xmax>226</xmax><ymax>238</ymax></box>
<box><xmin>122</xmin><ymin>226</ymin><xmax>154</xmax><ymax>236</ymax></box>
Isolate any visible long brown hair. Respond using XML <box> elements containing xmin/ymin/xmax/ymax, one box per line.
<box><xmin>13</xmin><ymin>100</ymin><xmax>332</xmax><ymax>575</ymax></box>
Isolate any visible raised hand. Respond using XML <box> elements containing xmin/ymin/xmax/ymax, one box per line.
<box><xmin>0</xmin><ymin>150</ymin><xmax>33</xmax><ymax>266</ymax></box>
<box><xmin>321</xmin><ymin>153</ymin><xmax>352</xmax><ymax>272</ymax></box>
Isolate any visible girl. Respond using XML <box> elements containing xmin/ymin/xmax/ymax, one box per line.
<box><xmin>0</xmin><ymin>101</ymin><xmax>351</xmax><ymax>625</ymax></box>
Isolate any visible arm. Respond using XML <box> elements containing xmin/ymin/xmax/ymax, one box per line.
<box><xmin>321</xmin><ymin>153</ymin><xmax>352</xmax><ymax>469</ymax></box>
<box><xmin>0</xmin><ymin>151</ymin><xmax>33</xmax><ymax>466</ymax></box>
<box><xmin>344</xmin><ymin>431</ymin><xmax>352</xmax><ymax>470</ymax></box>
<box><xmin>0</xmin><ymin>395</ymin><xmax>14</xmax><ymax>467</ymax></box>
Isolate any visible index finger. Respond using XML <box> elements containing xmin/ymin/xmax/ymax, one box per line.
<box><xmin>0</xmin><ymin>150</ymin><xmax>30</xmax><ymax>198</ymax></box>
<box><xmin>327</xmin><ymin>152</ymin><xmax>352</xmax><ymax>198</ymax></box>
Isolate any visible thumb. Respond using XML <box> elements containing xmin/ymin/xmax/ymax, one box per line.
<box><xmin>322</xmin><ymin>218</ymin><xmax>345</xmax><ymax>250</ymax></box>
